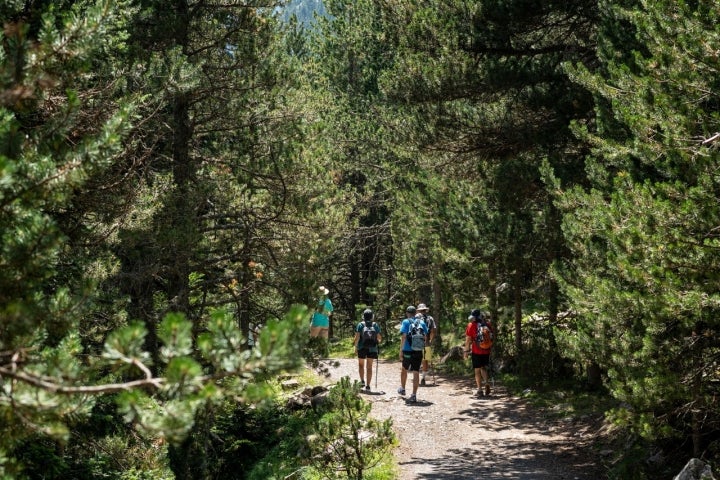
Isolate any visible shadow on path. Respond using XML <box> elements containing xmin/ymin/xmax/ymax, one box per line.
<box><xmin>325</xmin><ymin>358</ymin><xmax>604</xmax><ymax>480</ymax></box>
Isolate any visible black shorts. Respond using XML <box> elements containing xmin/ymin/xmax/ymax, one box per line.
<box><xmin>402</xmin><ymin>351</ymin><xmax>423</xmax><ymax>372</ymax></box>
<box><xmin>471</xmin><ymin>353</ymin><xmax>490</xmax><ymax>369</ymax></box>
<box><xmin>357</xmin><ymin>348</ymin><xmax>378</xmax><ymax>359</ymax></box>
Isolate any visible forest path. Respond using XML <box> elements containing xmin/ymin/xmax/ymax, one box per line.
<box><xmin>325</xmin><ymin>357</ymin><xmax>604</xmax><ymax>480</ymax></box>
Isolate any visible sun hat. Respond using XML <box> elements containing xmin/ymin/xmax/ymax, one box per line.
<box><xmin>319</xmin><ymin>286</ymin><xmax>329</xmax><ymax>295</ymax></box>
<box><xmin>417</xmin><ymin>303</ymin><xmax>429</xmax><ymax>311</ymax></box>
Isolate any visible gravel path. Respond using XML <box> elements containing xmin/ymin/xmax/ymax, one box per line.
<box><xmin>324</xmin><ymin>357</ymin><xmax>604</xmax><ymax>480</ymax></box>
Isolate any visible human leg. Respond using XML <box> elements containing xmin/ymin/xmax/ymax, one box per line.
<box><xmin>477</xmin><ymin>353</ymin><xmax>491</xmax><ymax>395</ymax></box>
<box><xmin>471</xmin><ymin>353</ymin><xmax>485</xmax><ymax>395</ymax></box>
<box><xmin>365</xmin><ymin>358</ymin><xmax>374</xmax><ymax>388</ymax></box>
<box><xmin>357</xmin><ymin>356</ymin><xmax>366</xmax><ymax>385</ymax></box>
<box><xmin>309</xmin><ymin>326</ymin><xmax>329</xmax><ymax>338</ymax></box>
<box><xmin>481</xmin><ymin>366</ymin><xmax>491</xmax><ymax>394</ymax></box>
<box><xmin>399</xmin><ymin>353</ymin><xmax>410</xmax><ymax>394</ymax></box>
<box><xmin>410</xmin><ymin>351</ymin><xmax>422</xmax><ymax>395</ymax></box>
<box><xmin>422</xmin><ymin>345</ymin><xmax>434</xmax><ymax>384</ymax></box>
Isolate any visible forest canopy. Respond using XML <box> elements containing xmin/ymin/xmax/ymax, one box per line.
<box><xmin>1</xmin><ymin>0</ymin><xmax>719</xmax><ymax>478</ymax></box>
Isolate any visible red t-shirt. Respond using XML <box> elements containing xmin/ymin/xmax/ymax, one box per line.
<box><xmin>466</xmin><ymin>320</ymin><xmax>493</xmax><ymax>354</ymax></box>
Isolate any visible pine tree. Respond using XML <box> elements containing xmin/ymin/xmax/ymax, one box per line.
<box><xmin>0</xmin><ymin>0</ymin><xmax>310</xmax><ymax>474</ymax></box>
<box><xmin>559</xmin><ymin>0</ymin><xmax>720</xmax><ymax>463</ymax></box>
<box><xmin>375</xmin><ymin>0</ymin><xmax>597</xmax><ymax>364</ymax></box>
<box><xmin>306</xmin><ymin>0</ymin><xmax>404</xmax><ymax>327</ymax></box>
<box><xmin>0</xmin><ymin>1</ymin><xmax>139</xmax><ymax>472</ymax></box>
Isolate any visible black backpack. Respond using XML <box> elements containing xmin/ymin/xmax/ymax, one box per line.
<box><xmin>361</xmin><ymin>321</ymin><xmax>378</xmax><ymax>347</ymax></box>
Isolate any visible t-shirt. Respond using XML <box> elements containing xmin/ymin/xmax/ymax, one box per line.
<box><xmin>356</xmin><ymin>322</ymin><xmax>381</xmax><ymax>352</ymax></box>
<box><xmin>466</xmin><ymin>320</ymin><xmax>493</xmax><ymax>354</ymax></box>
<box><xmin>311</xmin><ymin>297</ymin><xmax>334</xmax><ymax>327</ymax></box>
<box><xmin>422</xmin><ymin>314</ymin><xmax>437</xmax><ymax>342</ymax></box>
<box><xmin>400</xmin><ymin>317</ymin><xmax>428</xmax><ymax>352</ymax></box>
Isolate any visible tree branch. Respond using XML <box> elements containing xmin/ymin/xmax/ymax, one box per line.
<box><xmin>0</xmin><ymin>367</ymin><xmax>164</xmax><ymax>394</ymax></box>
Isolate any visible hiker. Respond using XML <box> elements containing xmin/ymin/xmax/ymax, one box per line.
<box><xmin>310</xmin><ymin>286</ymin><xmax>333</xmax><ymax>338</ymax></box>
<box><xmin>398</xmin><ymin>306</ymin><xmax>428</xmax><ymax>403</ymax></box>
<box><xmin>353</xmin><ymin>308</ymin><xmax>382</xmax><ymax>392</ymax></box>
<box><xmin>464</xmin><ymin>309</ymin><xmax>494</xmax><ymax>396</ymax></box>
<box><xmin>416</xmin><ymin>303</ymin><xmax>437</xmax><ymax>386</ymax></box>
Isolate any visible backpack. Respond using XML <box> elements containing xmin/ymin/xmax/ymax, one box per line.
<box><xmin>475</xmin><ymin>321</ymin><xmax>493</xmax><ymax>350</ymax></box>
<box><xmin>361</xmin><ymin>321</ymin><xmax>378</xmax><ymax>348</ymax></box>
<box><xmin>409</xmin><ymin>318</ymin><xmax>426</xmax><ymax>351</ymax></box>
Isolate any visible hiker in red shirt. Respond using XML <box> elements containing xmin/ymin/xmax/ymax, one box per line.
<box><xmin>464</xmin><ymin>309</ymin><xmax>494</xmax><ymax>397</ymax></box>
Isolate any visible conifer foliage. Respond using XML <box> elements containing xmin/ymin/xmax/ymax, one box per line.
<box><xmin>559</xmin><ymin>0</ymin><xmax>720</xmax><ymax>462</ymax></box>
<box><xmin>3</xmin><ymin>0</ymin><xmax>720</xmax><ymax>475</ymax></box>
<box><xmin>0</xmin><ymin>0</ymin><xmax>308</xmax><ymax>475</ymax></box>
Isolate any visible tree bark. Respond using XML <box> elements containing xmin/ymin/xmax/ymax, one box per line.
<box><xmin>513</xmin><ymin>268</ymin><xmax>523</xmax><ymax>358</ymax></box>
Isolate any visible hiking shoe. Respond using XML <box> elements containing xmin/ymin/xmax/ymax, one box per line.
<box><xmin>397</xmin><ymin>387</ymin><xmax>406</xmax><ymax>395</ymax></box>
<box><xmin>420</xmin><ymin>378</ymin><xmax>426</xmax><ymax>386</ymax></box>
<box><xmin>359</xmin><ymin>380</ymin><xmax>365</xmax><ymax>387</ymax></box>
<box><xmin>476</xmin><ymin>388</ymin><xmax>483</xmax><ymax>397</ymax></box>
<box><xmin>485</xmin><ymin>384</ymin><xmax>491</xmax><ymax>396</ymax></box>
<box><xmin>364</xmin><ymin>385</ymin><xmax>370</xmax><ymax>392</ymax></box>
<box><xmin>408</xmin><ymin>394</ymin><xmax>417</xmax><ymax>403</ymax></box>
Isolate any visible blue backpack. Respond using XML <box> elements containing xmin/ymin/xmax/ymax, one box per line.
<box><xmin>409</xmin><ymin>317</ymin><xmax>425</xmax><ymax>351</ymax></box>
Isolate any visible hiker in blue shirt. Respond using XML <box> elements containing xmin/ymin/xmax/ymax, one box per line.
<box><xmin>397</xmin><ymin>306</ymin><xmax>428</xmax><ymax>403</ymax></box>
<box><xmin>310</xmin><ymin>286</ymin><xmax>333</xmax><ymax>338</ymax></box>
<box><xmin>353</xmin><ymin>308</ymin><xmax>382</xmax><ymax>392</ymax></box>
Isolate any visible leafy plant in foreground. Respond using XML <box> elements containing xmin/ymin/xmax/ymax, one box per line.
<box><xmin>307</xmin><ymin>377</ymin><xmax>395</xmax><ymax>480</ymax></box>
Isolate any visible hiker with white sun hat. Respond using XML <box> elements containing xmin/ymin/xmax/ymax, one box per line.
<box><xmin>416</xmin><ymin>303</ymin><xmax>437</xmax><ymax>386</ymax></box>
<box><xmin>310</xmin><ymin>286</ymin><xmax>333</xmax><ymax>338</ymax></box>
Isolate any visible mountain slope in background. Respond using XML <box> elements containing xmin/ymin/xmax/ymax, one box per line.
<box><xmin>282</xmin><ymin>0</ymin><xmax>326</xmax><ymax>25</ymax></box>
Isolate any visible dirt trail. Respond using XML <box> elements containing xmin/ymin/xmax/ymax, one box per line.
<box><xmin>325</xmin><ymin>358</ymin><xmax>604</xmax><ymax>480</ymax></box>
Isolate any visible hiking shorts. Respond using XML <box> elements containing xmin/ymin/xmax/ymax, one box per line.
<box><xmin>471</xmin><ymin>353</ymin><xmax>490</xmax><ymax>369</ymax></box>
<box><xmin>402</xmin><ymin>351</ymin><xmax>423</xmax><ymax>372</ymax></box>
<box><xmin>310</xmin><ymin>312</ymin><xmax>329</xmax><ymax>328</ymax></box>
<box><xmin>423</xmin><ymin>346</ymin><xmax>433</xmax><ymax>361</ymax></box>
<box><xmin>357</xmin><ymin>348</ymin><xmax>378</xmax><ymax>359</ymax></box>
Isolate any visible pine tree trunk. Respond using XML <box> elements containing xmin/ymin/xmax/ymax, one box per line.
<box><xmin>432</xmin><ymin>260</ymin><xmax>442</xmax><ymax>345</ymax></box>
<box><xmin>691</xmin><ymin>335</ymin><xmax>702</xmax><ymax>457</ymax></box>
<box><xmin>586</xmin><ymin>362</ymin><xmax>602</xmax><ymax>390</ymax></box>
<box><xmin>514</xmin><ymin>269</ymin><xmax>523</xmax><ymax>358</ymax></box>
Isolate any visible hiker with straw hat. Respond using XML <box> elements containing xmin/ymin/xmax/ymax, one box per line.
<box><xmin>416</xmin><ymin>303</ymin><xmax>437</xmax><ymax>386</ymax></box>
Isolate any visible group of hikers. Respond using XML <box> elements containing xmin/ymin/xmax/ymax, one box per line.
<box><xmin>309</xmin><ymin>286</ymin><xmax>495</xmax><ymax>404</ymax></box>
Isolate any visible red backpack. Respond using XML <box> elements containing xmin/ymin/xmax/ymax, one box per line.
<box><xmin>475</xmin><ymin>321</ymin><xmax>493</xmax><ymax>350</ymax></box>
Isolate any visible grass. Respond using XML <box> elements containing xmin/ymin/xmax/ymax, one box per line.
<box><xmin>500</xmin><ymin>371</ymin><xmax>615</xmax><ymax>420</ymax></box>
<box><xmin>328</xmin><ymin>335</ymin><xmax>404</xmax><ymax>361</ymax></box>
<box><xmin>328</xmin><ymin>335</ymin><xmax>355</xmax><ymax>358</ymax></box>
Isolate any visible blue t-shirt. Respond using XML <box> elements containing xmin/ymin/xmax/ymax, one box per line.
<box><xmin>311</xmin><ymin>297</ymin><xmax>334</xmax><ymax>327</ymax></box>
<box><xmin>356</xmin><ymin>321</ymin><xmax>381</xmax><ymax>352</ymax></box>
<box><xmin>400</xmin><ymin>316</ymin><xmax>428</xmax><ymax>352</ymax></box>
